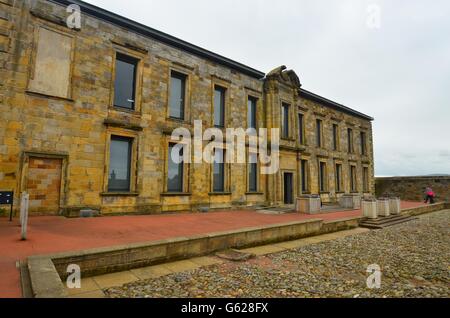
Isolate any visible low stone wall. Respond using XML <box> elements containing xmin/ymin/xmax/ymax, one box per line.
<box><xmin>27</xmin><ymin>217</ymin><xmax>361</xmax><ymax>298</ymax></box>
<box><xmin>376</xmin><ymin>176</ymin><xmax>450</xmax><ymax>202</ymax></box>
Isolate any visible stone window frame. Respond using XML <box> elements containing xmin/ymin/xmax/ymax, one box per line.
<box><xmin>161</xmin><ymin>136</ymin><xmax>191</xmax><ymax>196</ymax></box>
<box><xmin>334</xmin><ymin>159</ymin><xmax>344</xmax><ymax>194</ymax></box>
<box><xmin>349</xmin><ymin>163</ymin><xmax>358</xmax><ymax>193</ymax></box>
<box><xmin>211</xmin><ymin>76</ymin><xmax>231</xmax><ymax>129</ymax></box>
<box><xmin>19</xmin><ymin>151</ymin><xmax>69</xmax><ymax>213</ymax></box>
<box><xmin>245</xmin><ymin>147</ymin><xmax>262</xmax><ymax>194</ymax></box>
<box><xmin>209</xmin><ymin>144</ymin><xmax>231</xmax><ymax>195</ymax></box>
<box><xmin>360</xmin><ymin>130</ymin><xmax>368</xmax><ymax>156</ymax></box>
<box><xmin>280</xmin><ymin>99</ymin><xmax>294</xmax><ymax>140</ymax></box>
<box><xmin>299</xmin><ymin>156</ymin><xmax>311</xmax><ymax>195</ymax></box>
<box><xmin>246</xmin><ymin>91</ymin><xmax>262</xmax><ymax>131</ymax></box>
<box><xmin>27</xmin><ymin>22</ymin><xmax>76</xmax><ymax>100</ymax></box>
<box><xmin>102</xmin><ymin>128</ymin><xmax>139</xmax><ymax>196</ymax></box>
<box><xmin>332</xmin><ymin>122</ymin><xmax>341</xmax><ymax>151</ymax></box>
<box><xmin>362</xmin><ymin>165</ymin><xmax>370</xmax><ymax>193</ymax></box>
<box><xmin>109</xmin><ymin>45</ymin><xmax>145</xmax><ymax>115</ymax></box>
<box><xmin>318</xmin><ymin>158</ymin><xmax>329</xmax><ymax>194</ymax></box>
<box><xmin>166</xmin><ymin>65</ymin><xmax>192</xmax><ymax>124</ymax></box>
<box><xmin>298</xmin><ymin>111</ymin><xmax>306</xmax><ymax>146</ymax></box>
<box><xmin>316</xmin><ymin>118</ymin><xmax>325</xmax><ymax>149</ymax></box>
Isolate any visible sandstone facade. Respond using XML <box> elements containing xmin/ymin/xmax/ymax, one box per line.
<box><xmin>0</xmin><ymin>0</ymin><xmax>375</xmax><ymax>216</ymax></box>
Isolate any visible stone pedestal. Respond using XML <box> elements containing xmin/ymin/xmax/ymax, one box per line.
<box><xmin>297</xmin><ymin>195</ymin><xmax>321</xmax><ymax>214</ymax></box>
<box><xmin>362</xmin><ymin>200</ymin><xmax>378</xmax><ymax>219</ymax></box>
<box><xmin>339</xmin><ymin>194</ymin><xmax>361</xmax><ymax>209</ymax></box>
<box><xmin>389</xmin><ymin>197</ymin><xmax>401</xmax><ymax>215</ymax></box>
<box><xmin>377</xmin><ymin>198</ymin><xmax>390</xmax><ymax>217</ymax></box>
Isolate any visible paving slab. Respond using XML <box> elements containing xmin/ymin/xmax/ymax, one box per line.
<box><xmin>162</xmin><ymin>260</ymin><xmax>202</xmax><ymax>273</ymax></box>
<box><xmin>66</xmin><ymin>277</ymin><xmax>100</xmax><ymax>296</ymax></box>
<box><xmin>93</xmin><ymin>271</ymin><xmax>139</xmax><ymax>289</ymax></box>
<box><xmin>68</xmin><ymin>289</ymin><xmax>105</xmax><ymax>298</ymax></box>
<box><xmin>130</xmin><ymin>264</ymin><xmax>174</xmax><ymax>280</ymax></box>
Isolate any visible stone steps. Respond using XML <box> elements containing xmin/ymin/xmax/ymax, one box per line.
<box><xmin>360</xmin><ymin>215</ymin><xmax>418</xmax><ymax>229</ymax></box>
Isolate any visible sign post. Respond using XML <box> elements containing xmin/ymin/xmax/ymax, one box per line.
<box><xmin>0</xmin><ymin>191</ymin><xmax>14</xmax><ymax>222</ymax></box>
<box><xmin>20</xmin><ymin>192</ymin><xmax>29</xmax><ymax>241</ymax></box>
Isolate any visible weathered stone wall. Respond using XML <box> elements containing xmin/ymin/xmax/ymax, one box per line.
<box><xmin>376</xmin><ymin>177</ymin><xmax>450</xmax><ymax>202</ymax></box>
<box><xmin>0</xmin><ymin>0</ymin><xmax>375</xmax><ymax>215</ymax></box>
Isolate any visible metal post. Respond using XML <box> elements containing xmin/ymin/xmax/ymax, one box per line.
<box><xmin>20</xmin><ymin>193</ymin><xmax>29</xmax><ymax>241</ymax></box>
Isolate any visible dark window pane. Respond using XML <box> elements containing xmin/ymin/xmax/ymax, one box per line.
<box><xmin>169</xmin><ymin>72</ymin><xmax>186</xmax><ymax>120</ymax></box>
<box><xmin>114</xmin><ymin>54</ymin><xmax>138</xmax><ymax>110</ymax></box>
<box><xmin>316</xmin><ymin>120</ymin><xmax>322</xmax><ymax>147</ymax></box>
<box><xmin>319</xmin><ymin>162</ymin><xmax>326</xmax><ymax>192</ymax></box>
<box><xmin>282</xmin><ymin>103</ymin><xmax>290</xmax><ymax>138</ymax></box>
<box><xmin>301</xmin><ymin>160</ymin><xmax>308</xmax><ymax>192</ymax></box>
<box><xmin>214</xmin><ymin>87</ymin><xmax>225</xmax><ymax>127</ymax></box>
<box><xmin>168</xmin><ymin>144</ymin><xmax>184</xmax><ymax>192</ymax></box>
<box><xmin>333</xmin><ymin>124</ymin><xmax>338</xmax><ymax>150</ymax></box>
<box><xmin>248</xmin><ymin>98</ymin><xmax>257</xmax><ymax>129</ymax></box>
<box><xmin>213</xmin><ymin>149</ymin><xmax>225</xmax><ymax>192</ymax></box>
<box><xmin>360</xmin><ymin>132</ymin><xmax>366</xmax><ymax>155</ymax></box>
<box><xmin>348</xmin><ymin>129</ymin><xmax>353</xmax><ymax>153</ymax></box>
<box><xmin>249</xmin><ymin>163</ymin><xmax>258</xmax><ymax>192</ymax></box>
<box><xmin>298</xmin><ymin>114</ymin><xmax>304</xmax><ymax>144</ymax></box>
<box><xmin>336</xmin><ymin>164</ymin><xmax>341</xmax><ymax>192</ymax></box>
<box><xmin>109</xmin><ymin>137</ymin><xmax>132</xmax><ymax>192</ymax></box>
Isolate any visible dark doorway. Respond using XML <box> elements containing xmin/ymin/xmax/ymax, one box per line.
<box><xmin>284</xmin><ymin>172</ymin><xmax>294</xmax><ymax>204</ymax></box>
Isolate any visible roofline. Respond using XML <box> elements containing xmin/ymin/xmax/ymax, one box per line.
<box><xmin>48</xmin><ymin>0</ymin><xmax>266</xmax><ymax>79</ymax></box>
<box><xmin>299</xmin><ymin>89</ymin><xmax>374</xmax><ymax>121</ymax></box>
<box><xmin>47</xmin><ymin>0</ymin><xmax>374</xmax><ymax>121</ymax></box>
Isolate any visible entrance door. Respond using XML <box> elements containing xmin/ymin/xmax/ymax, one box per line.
<box><xmin>284</xmin><ymin>172</ymin><xmax>294</xmax><ymax>204</ymax></box>
<box><xmin>26</xmin><ymin>157</ymin><xmax>63</xmax><ymax>215</ymax></box>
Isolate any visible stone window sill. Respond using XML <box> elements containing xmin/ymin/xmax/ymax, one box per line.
<box><xmin>209</xmin><ymin>192</ymin><xmax>232</xmax><ymax>196</ymax></box>
<box><xmin>26</xmin><ymin>90</ymin><xmax>74</xmax><ymax>102</ymax></box>
<box><xmin>100</xmin><ymin>192</ymin><xmax>139</xmax><ymax>197</ymax></box>
<box><xmin>161</xmin><ymin>192</ymin><xmax>192</xmax><ymax>197</ymax></box>
<box><xmin>246</xmin><ymin>192</ymin><xmax>264</xmax><ymax>195</ymax></box>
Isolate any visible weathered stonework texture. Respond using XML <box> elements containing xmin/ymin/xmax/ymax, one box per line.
<box><xmin>376</xmin><ymin>177</ymin><xmax>450</xmax><ymax>202</ymax></box>
<box><xmin>0</xmin><ymin>0</ymin><xmax>375</xmax><ymax>216</ymax></box>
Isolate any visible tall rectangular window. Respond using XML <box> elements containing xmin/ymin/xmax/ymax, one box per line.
<box><xmin>316</xmin><ymin>119</ymin><xmax>323</xmax><ymax>147</ymax></box>
<box><xmin>350</xmin><ymin>165</ymin><xmax>357</xmax><ymax>192</ymax></box>
<box><xmin>167</xmin><ymin>144</ymin><xmax>184</xmax><ymax>192</ymax></box>
<box><xmin>281</xmin><ymin>103</ymin><xmax>290</xmax><ymax>139</ymax></box>
<box><xmin>114</xmin><ymin>53</ymin><xmax>138</xmax><ymax>110</ymax></box>
<box><xmin>360</xmin><ymin>131</ymin><xmax>367</xmax><ymax>155</ymax></box>
<box><xmin>109</xmin><ymin>136</ymin><xmax>132</xmax><ymax>192</ymax></box>
<box><xmin>347</xmin><ymin>128</ymin><xmax>354</xmax><ymax>153</ymax></box>
<box><xmin>213</xmin><ymin>149</ymin><xmax>225</xmax><ymax>192</ymax></box>
<box><xmin>214</xmin><ymin>86</ymin><xmax>226</xmax><ymax>127</ymax></box>
<box><xmin>248</xmin><ymin>162</ymin><xmax>258</xmax><ymax>192</ymax></box>
<box><xmin>363</xmin><ymin>167</ymin><xmax>370</xmax><ymax>192</ymax></box>
<box><xmin>298</xmin><ymin>113</ymin><xmax>305</xmax><ymax>144</ymax></box>
<box><xmin>301</xmin><ymin>160</ymin><xmax>308</xmax><ymax>193</ymax></box>
<box><xmin>333</xmin><ymin>124</ymin><xmax>339</xmax><ymax>151</ymax></box>
<box><xmin>319</xmin><ymin>162</ymin><xmax>327</xmax><ymax>192</ymax></box>
<box><xmin>248</xmin><ymin>97</ymin><xmax>257</xmax><ymax>129</ymax></box>
<box><xmin>335</xmin><ymin>164</ymin><xmax>342</xmax><ymax>192</ymax></box>
<box><xmin>169</xmin><ymin>71</ymin><xmax>186</xmax><ymax>120</ymax></box>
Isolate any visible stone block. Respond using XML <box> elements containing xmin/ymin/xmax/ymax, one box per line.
<box><xmin>389</xmin><ymin>197</ymin><xmax>401</xmax><ymax>215</ymax></box>
<box><xmin>297</xmin><ymin>195</ymin><xmax>321</xmax><ymax>214</ymax></box>
<box><xmin>377</xmin><ymin>198</ymin><xmax>390</xmax><ymax>217</ymax></box>
<box><xmin>362</xmin><ymin>199</ymin><xmax>377</xmax><ymax>219</ymax></box>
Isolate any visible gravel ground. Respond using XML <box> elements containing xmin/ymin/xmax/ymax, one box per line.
<box><xmin>104</xmin><ymin>211</ymin><xmax>450</xmax><ymax>298</ymax></box>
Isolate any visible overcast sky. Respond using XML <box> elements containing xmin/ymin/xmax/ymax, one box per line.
<box><xmin>84</xmin><ymin>0</ymin><xmax>450</xmax><ymax>177</ymax></box>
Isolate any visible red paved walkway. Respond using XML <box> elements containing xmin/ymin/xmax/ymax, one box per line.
<box><xmin>0</xmin><ymin>201</ymin><xmax>426</xmax><ymax>298</ymax></box>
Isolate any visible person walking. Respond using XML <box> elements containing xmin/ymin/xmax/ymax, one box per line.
<box><xmin>424</xmin><ymin>187</ymin><xmax>435</xmax><ymax>204</ymax></box>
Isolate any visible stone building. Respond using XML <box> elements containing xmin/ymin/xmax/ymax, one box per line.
<box><xmin>0</xmin><ymin>0</ymin><xmax>375</xmax><ymax>216</ymax></box>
